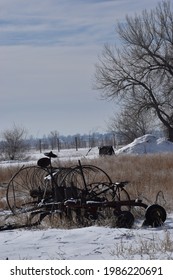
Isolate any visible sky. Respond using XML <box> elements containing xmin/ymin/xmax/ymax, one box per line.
<box><xmin>0</xmin><ymin>0</ymin><xmax>162</xmax><ymax>138</ymax></box>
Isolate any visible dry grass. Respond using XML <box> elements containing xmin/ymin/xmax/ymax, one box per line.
<box><xmin>0</xmin><ymin>153</ymin><xmax>173</xmax><ymax>214</ymax></box>
<box><xmin>0</xmin><ymin>166</ymin><xmax>16</xmax><ymax>183</ymax></box>
<box><xmin>79</xmin><ymin>153</ymin><xmax>173</xmax><ymax>212</ymax></box>
<box><xmin>109</xmin><ymin>230</ymin><xmax>173</xmax><ymax>259</ymax></box>
<box><xmin>0</xmin><ymin>165</ymin><xmax>21</xmax><ymax>210</ymax></box>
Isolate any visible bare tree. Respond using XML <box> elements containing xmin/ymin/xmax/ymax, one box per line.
<box><xmin>95</xmin><ymin>1</ymin><xmax>173</xmax><ymax>141</ymax></box>
<box><xmin>1</xmin><ymin>125</ymin><xmax>28</xmax><ymax>160</ymax></box>
<box><xmin>49</xmin><ymin>130</ymin><xmax>59</xmax><ymax>150</ymax></box>
<box><xmin>108</xmin><ymin>107</ymin><xmax>155</xmax><ymax>143</ymax></box>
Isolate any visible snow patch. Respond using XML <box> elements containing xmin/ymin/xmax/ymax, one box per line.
<box><xmin>115</xmin><ymin>134</ymin><xmax>173</xmax><ymax>155</ymax></box>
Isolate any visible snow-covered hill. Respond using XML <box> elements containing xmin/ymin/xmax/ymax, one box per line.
<box><xmin>115</xmin><ymin>134</ymin><xmax>173</xmax><ymax>155</ymax></box>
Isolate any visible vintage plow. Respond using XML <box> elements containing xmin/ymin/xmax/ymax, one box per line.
<box><xmin>3</xmin><ymin>151</ymin><xmax>167</xmax><ymax>230</ymax></box>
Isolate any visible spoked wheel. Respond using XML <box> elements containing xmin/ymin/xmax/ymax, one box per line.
<box><xmin>112</xmin><ymin>184</ymin><xmax>131</xmax><ymax>212</ymax></box>
<box><xmin>113</xmin><ymin>211</ymin><xmax>135</xmax><ymax>228</ymax></box>
<box><xmin>6</xmin><ymin>166</ymin><xmax>51</xmax><ymax>216</ymax></box>
<box><xmin>58</xmin><ymin>162</ymin><xmax>113</xmax><ymax>223</ymax></box>
<box><xmin>84</xmin><ymin>181</ymin><xmax>131</xmax><ymax>215</ymax></box>
<box><xmin>85</xmin><ymin>182</ymin><xmax>114</xmax><ymax>201</ymax></box>
<box><xmin>144</xmin><ymin>204</ymin><xmax>167</xmax><ymax>227</ymax></box>
<box><xmin>59</xmin><ymin>163</ymin><xmax>112</xmax><ymax>198</ymax></box>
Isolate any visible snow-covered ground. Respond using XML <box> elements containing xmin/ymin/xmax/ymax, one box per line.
<box><xmin>0</xmin><ymin>134</ymin><xmax>173</xmax><ymax>260</ymax></box>
<box><xmin>0</xmin><ymin>147</ymin><xmax>99</xmax><ymax>168</ymax></box>
<box><xmin>0</xmin><ymin>212</ymin><xmax>173</xmax><ymax>260</ymax></box>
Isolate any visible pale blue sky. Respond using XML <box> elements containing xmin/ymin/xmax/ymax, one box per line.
<box><xmin>0</xmin><ymin>0</ymin><xmax>162</xmax><ymax>137</ymax></box>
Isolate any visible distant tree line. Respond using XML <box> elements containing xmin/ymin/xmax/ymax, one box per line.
<box><xmin>0</xmin><ymin>125</ymin><xmax>120</xmax><ymax>160</ymax></box>
<box><xmin>31</xmin><ymin>131</ymin><xmax>118</xmax><ymax>152</ymax></box>
<box><xmin>0</xmin><ymin>124</ymin><xmax>164</xmax><ymax>160</ymax></box>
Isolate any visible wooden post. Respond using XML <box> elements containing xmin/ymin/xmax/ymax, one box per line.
<box><xmin>75</xmin><ymin>136</ymin><xmax>78</xmax><ymax>151</ymax></box>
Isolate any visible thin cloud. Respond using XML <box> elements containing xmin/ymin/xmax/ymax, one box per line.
<box><xmin>0</xmin><ymin>0</ymin><xmax>159</xmax><ymax>47</ymax></box>
<box><xmin>0</xmin><ymin>0</ymin><xmax>161</xmax><ymax>136</ymax></box>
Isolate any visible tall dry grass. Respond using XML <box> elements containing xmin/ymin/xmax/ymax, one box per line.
<box><xmin>0</xmin><ymin>165</ymin><xmax>21</xmax><ymax>209</ymax></box>
<box><xmin>83</xmin><ymin>153</ymin><xmax>173</xmax><ymax>212</ymax></box>
<box><xmin>0</xmin><ymin>153</ymin><xmax>173</xmax><ymax>212</ymax></box>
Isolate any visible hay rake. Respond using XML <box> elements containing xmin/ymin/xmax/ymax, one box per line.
<box><xmin>3</xmin><ymin>151</ymin><xmax>167</xmax><ymax>230</ymax></box>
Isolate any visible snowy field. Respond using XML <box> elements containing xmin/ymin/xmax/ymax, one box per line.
<box><xmin>0</xmin><ymin>214</ymin><xmax>173</xmax><ymax>260</ymax></box>
<box><xmin>0</xmin><ymin>134</ymin><xmax>173</xmax><ymax>260</ymax></box>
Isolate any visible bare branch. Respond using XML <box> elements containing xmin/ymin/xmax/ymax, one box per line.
<box><xmin>94</xmin><ymin>1</ymin><xmax>173</xmax><ymax>141</ymax></box>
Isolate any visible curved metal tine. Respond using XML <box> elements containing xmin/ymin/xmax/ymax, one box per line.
<box><xmin>55</xmin><ymin>167</ymin><xmax>74</xmax><ymax>187</ymax></box>
<box><xmin>87</xmin><ymin>182</ymin><xmax>111</xmax><ymax>198</ymax></box>
<box><xmin>63</xmin><ymin>168</ymin><xmax>80</xmax><ymax>188</ymax></box>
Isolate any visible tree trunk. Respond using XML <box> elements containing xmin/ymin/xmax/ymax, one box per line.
<box><xmin>167</xmin><ymin>126</ymin><xmax>173</xmax><ymax>142</ymax></box>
